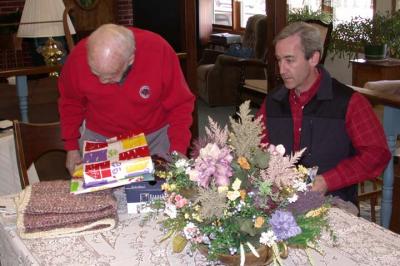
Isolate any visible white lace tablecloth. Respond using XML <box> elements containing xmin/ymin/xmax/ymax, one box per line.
<box><xmin>1</xmin><ymin>195</ymin><xmax>400</xmax><ymax>265</ymax></box>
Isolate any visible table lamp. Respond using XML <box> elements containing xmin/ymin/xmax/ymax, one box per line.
<box><xmin>17</xmin><ymin>0</ymin><xmax>76</xmax><ymax>72</ymax></box>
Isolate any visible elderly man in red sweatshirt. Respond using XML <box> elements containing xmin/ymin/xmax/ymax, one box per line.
<box><xmin>58</xmin><ymin>24</ymin><xmax>195</xmax><ymax>175</ymax></box>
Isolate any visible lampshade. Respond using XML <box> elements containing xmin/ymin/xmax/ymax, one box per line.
<box><xmin>17</xmin><ymin>0</ymin><xmax>76</xmax><ymax>38</ymax></box>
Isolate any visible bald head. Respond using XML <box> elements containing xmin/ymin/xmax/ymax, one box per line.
<box><xmin>87</xmin><ymin>24</ymin><xmax>135</xmax><ymax>84</ymax></box>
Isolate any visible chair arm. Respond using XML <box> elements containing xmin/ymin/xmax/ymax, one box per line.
<box><xmin>198</xmin><ymin>49</ymin><xmax>225</xmax><ymax>65</ymax></box>
<box><xmin>210</xmin><ymin>54</ymin><xmax>245</xmax><ymax>68</ymax></box>
<box><xmin>237</xmin><ymin>58</ymin><xmax>267</xmax><ymax>68</ymax></box>
<box><xmin>364</xmin><ymin>80</ymin><xmax>400</xmax><ymax>95</ymax></box>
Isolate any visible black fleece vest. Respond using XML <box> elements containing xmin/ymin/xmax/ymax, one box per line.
<box><xmin>266</xmin><ymin>75</ymin><xmax>357</xmax><ymax>204</ymax></box>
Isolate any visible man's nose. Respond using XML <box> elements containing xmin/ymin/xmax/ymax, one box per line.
<box><xmin>278</xmin><ymin>62</ymin><xmax>286</xmax><ymax>75</ymax></box>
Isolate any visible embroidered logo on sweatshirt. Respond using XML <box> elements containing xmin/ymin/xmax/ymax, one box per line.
<box><xmin>139</xmin><ymin>85</ymin><xmax>150</xmax><ymax>99</ymax></box>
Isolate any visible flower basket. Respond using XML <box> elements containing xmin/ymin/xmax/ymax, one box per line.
<box><xmin>198</xmin><ymin>244</ymin><xmax>271</xmax><ymax>266</ymax></box>
<box><xmin>146</xmin><ymin>101</ymin><xmax>332</xmax><ymax>266</ymax></box>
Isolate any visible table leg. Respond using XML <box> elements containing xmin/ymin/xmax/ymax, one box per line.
<box><xmin>381</xmin><ymin>106</ymin><xmax>400</xmax><ymax>228</ymax></box>
<box><xmin>15</xmin><ymin>75</ymin><xmax>28</xmax><ymax>122</ymax></box>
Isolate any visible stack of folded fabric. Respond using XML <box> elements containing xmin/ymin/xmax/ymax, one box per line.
<box><xmin>16</xmin><ymin>180</ymin><xmax>117</xmax><ymax>239</ymax></box>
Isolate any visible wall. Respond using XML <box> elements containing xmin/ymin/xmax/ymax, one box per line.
<box><xmin>0</xmin><ymin>0</ymin><xmax>133</xmax><ymax>69</ymax></box>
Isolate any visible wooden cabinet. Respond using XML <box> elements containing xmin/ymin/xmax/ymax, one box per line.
<box><xmin>351</xmin><ymin>58</ymin><xmax>400</xmax><ymax>87</ymax></box>
<box><xmin>63</xmin><ymin>0</ymin><xmax>117</xmax><ymax>40</ymax></box>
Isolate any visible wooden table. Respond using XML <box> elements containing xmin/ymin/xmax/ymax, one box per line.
<box><xmin>0</xmin><ymin>65</ymin><xmax>62</xmax><ymax>122</ymax></box>
<box><xmin>351</xmin><ymin>58</ymin><xmax>400</xmax><ymax>87</ymax></box>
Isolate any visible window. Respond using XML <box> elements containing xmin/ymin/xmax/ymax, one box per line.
<box><xmin>288</xmin><ymin>0</ymin><xmax>374</xmax><ymax>24</ymax></box>
<box><xmin>214</xmin><ymin>0</ymin><xmax>232</xmax><ymax>26</ymax></box>
<box><xmin>213</xmin><ymin>0</ymin><xmax>266</xmax><ymax>30</ymax></box>
<box><xmin>241</xmin><ymin>0</ymin><xmax>267</xmax><ymax>28</ymax></box>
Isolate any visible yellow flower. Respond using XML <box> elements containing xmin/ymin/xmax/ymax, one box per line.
<box><xmin>240</xmin><ymin>189</ymin><xmax>247</xmax><ymax>200</ymax></box>
<box><xmin>218</xmin><ymin>186</ymin><xmax>229</xmax><ymax>193</ymax></box>
<box><xmin>254</xmin><ymin>216</ymin><xmax>265</xmax><ymax>228</ymax></box>
<box><xmin>170</xmin><ymin>184</ymin><xmax>177</xmax><ymax>191</ymax></box>
<box><xmin>305</xmin><ymin>206</ymin><xmax>329</xmax><ymax>218</ymax></box>
<box><xmin>193</xmin><ymin>213</ymin><xmax>203</xmax><ymax>222</ymax></box>
<box><xmin>297</xmin><ymin>165</ymin><xmax>308</xmax><ymax>176</ymax></box>
<box><xmin>184</xmin><ymin>213</ymin><xmax>190</xmax><ymax>219</ymax></box>
<box><xmin>232</xmin><ymin>178</ymin><xmax>242</xmax><ymax>191</ymax></box>
<box><xmin>237</xmin><ymin>156</ymin><xmax>250</xmax><ymax>170</ymax></box>
<box><xmin>227</xmin><ymin>190</ymin><xmax>241</xmax><ymax>201</ymax></box>
<box><xmin>161</xmin><ymin>183</ymin><xmax>170</xmax><ymax>191</ymax></box>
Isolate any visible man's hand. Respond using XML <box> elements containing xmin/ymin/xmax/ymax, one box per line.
<box><xmin>311</xmin><ymin>175</ymin><xmax>328</xmax><ymax>194</ymax></box>
<box><xmin>66</xmin><ymin>150</ymin><xmax>82</xmax><ymax>176</ymax></box>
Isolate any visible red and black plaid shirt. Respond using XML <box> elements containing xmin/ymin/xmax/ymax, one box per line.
<box><xmin>257</xmin><ymin>74</ymin><xmax>391</xmax><ymax>191</ymax></box>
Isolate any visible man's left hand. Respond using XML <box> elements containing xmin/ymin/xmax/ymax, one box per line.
<box><xmin>311</xmin><ymin>175</ymin><xmax>328</xmax><ymax>194</ymax></box>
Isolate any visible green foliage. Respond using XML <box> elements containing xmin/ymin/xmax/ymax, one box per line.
<box><xmin>329</xmin><ymin>11</ymin><xmax>400</xmax><ymax>60</ymax></box>
<box><xmin>287</xmin><ymin>212</ymin><xmax>330</xmax><ymax>248</ymax></box>
<box><xmin>288</xmin><ymin>6</ymin><xmax>333</xmax><ymax>24</ymax></box>
<box><xmin>252</xmin><ymin>147</ymin><xmax>270</xmax><ymax>169</ymax></box>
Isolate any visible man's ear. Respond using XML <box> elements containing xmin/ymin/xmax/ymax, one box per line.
<box><xmin>309</xmin><ymin>51</ymin><xmax>321</xmax><ymax>66</ymax></box>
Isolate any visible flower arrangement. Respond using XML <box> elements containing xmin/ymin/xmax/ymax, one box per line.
<box><xmin>150</xmin><ymin>102</ymin><xmax>331</xmax><ymax>265</ymax></box>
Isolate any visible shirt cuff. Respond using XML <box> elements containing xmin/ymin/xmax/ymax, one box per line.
<box><xmin>322</xmin><ymin>169</ymin><xmax>345</xmax><ymax>192</ymax></box>
<box><xmin>64</xmin><ymin>139</ymin><xmax>79</xmax><ymax>151</ymax></box>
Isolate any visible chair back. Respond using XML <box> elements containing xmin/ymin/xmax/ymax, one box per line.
<box><xmin>242</xmin><ymin>14</ymin><xmax>268</xmax><ymax>60</ymax></box>
<box><xmin>13</xmin><ymin>120</ymin><xmax>67</xmax><ymax>189</ymax></box>
<box><xmin>304</xmin><ymin>19</ymin><xmax>333</xmax><ymax>64</ymax></box>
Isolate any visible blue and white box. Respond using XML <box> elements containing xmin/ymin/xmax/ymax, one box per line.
<box><xmin>125</xmin><ymin>179</ymin><xmax>165</xmax><ymax>214</ymax></box>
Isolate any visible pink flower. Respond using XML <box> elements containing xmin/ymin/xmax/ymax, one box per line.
<box><xmin>174</xmin><ymin>195</ymin><xmax>188</xmax><ymax>208</ymax></box>
<box><xmin>267</xmin><ymin>144</ymin><xmax>286</xmax><ymax>156</ymax></box>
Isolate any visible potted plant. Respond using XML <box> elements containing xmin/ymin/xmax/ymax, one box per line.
<box><xmin>329</xmin><ymin>12</ymin><xmax>396</xmax><ymax>61</ymax></box>
<box><xmin>288</xmin><ymin>5</ymin><xmax>333</xmax><ymax>24</ymax></box>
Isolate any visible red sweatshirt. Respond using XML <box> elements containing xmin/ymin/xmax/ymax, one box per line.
<box><xmin>58</xmin><ymin>27</ymin><xmax>195</xmax><ymax>154</ymax></box>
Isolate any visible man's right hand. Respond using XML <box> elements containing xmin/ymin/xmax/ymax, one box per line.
<box><xmin>66</xmin><ymin>150</ymin><xmax>82</xmax><ymax>176</ymax></box>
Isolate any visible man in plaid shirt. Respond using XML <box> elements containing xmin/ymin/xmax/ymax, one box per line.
<box><xmin>257</xmin><ymin>22</ymin><xmax>390</xmax><ymax>204</ymax></box>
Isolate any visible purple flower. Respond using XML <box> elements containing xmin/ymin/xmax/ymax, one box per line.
<box><xmin>190</xmin><ymin>143</ymin><xmax>233</xmax><ymax>188</ymax></box>
<box><xmin>269</xmin><ymin>210</ymin><xmax>301</xmax><ymax>240</ymax></box>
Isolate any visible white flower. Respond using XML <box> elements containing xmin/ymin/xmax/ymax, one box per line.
<box><xmin>185</xmin><ymin>167</ymin><xmax>192</xmax><ymax>175</ymax></box>
<box><xmin>175</xmin><ymin>158</ymin><xmax>189</xmax><ymax>168</ymax></box>
<box><xmin>232</xmin><ymin>178</ymin><xmax>242</xmax><ymax>191</ymax></box>
<box><xmin>188</xmin><ymin>168</ymin><xmax>200</xmax><ymax>182</ymax></box>
<box><xmin>260</xmin><ymin>230</ymin><xmax>277</xmax><ymax>247</ymax></box>
<box><xmin>288</xmin><ymin>194</ymin><xmax>298</xmax><ymax>203</ymax></box>
<box><xmin>293</xmin><ymin>180</ymin><xmax>308</xmax><ymax>192</ymax></box>
<box><xmin>200</xmin><ymin>143</ymin><xmax>221</xmax><ymax>159</ymax></box>
<box><xmin>183</xmin><ymin>222</ymin><xmax>201</xmax><ymax>241</ymax></box>
<box><xmin>164</xmin><ymin>203</ymin><xmax>177</xmax><ymax>218</ymax></box>
<box><xmin>275</xmin><ymin>144</ymin><xmax>286</xmax><ymax>156</ymax></box>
